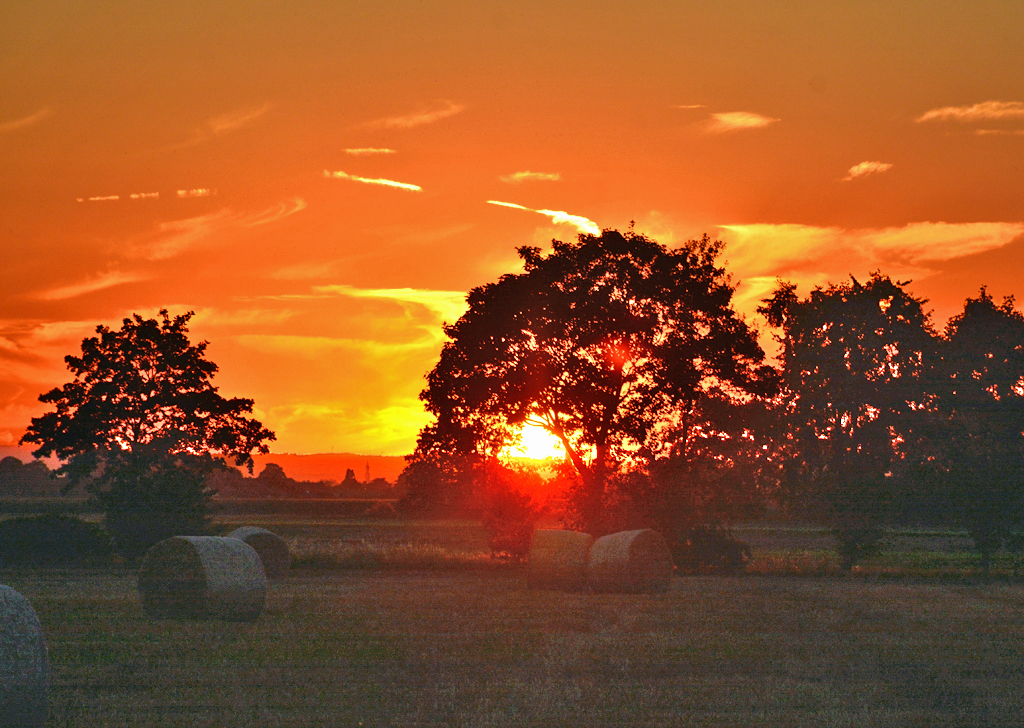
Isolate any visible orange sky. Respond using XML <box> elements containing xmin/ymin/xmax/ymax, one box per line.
<box><xmin>2</xmin><ymin>2</ymin><xmax>1023</xmax><ymax>458</ymax></box>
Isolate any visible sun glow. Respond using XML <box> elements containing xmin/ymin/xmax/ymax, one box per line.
<box><xmin>503</xmin><ymin>423</ymin><xmax>565</xmax><ymax>460</ymax></box>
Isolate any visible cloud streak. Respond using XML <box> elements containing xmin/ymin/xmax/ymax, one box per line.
<box><xmin>719</xmin><ymin>221</ymin><xmax>1024</xmax><ymax>283</ymax></box>
<box><xmin>207</xmin><ymin>103</ymin><xmax>272</xmax><ymax>134</ymax></box>
<box><xmin>843</xmin><ymin>161</ymin><xmax>893</xmax><ymax>181</ymax></box>
<box><xmin>131</xmin><ymin>210</ymin><xmax>235</xmax><ymax>260</ymax></box>
<box><xmin>245</xmin><ymin>197</ymin><xmax>307</xmax><ymax>227</ymax></box>
<box><xmin>35</xmin><ymin>271</ymin><xmax>146</xmax><ymax>301</ymax></box>
<box><xmin>975</xmin><ymin>129</ymin><xmax>1024</xmax><ymax>136</ymax></box>
<box><xmin>486</xmin><ymin>200</ymin><xmax>600</xmax><ymax>236</ymax></box>
<box><xmin>324</xmin><ymin>170</ymin><xmax>421</xmax><ymax>191</ymax></box>
<box><xmin>499</xmin><ymin>171</ymin><xmax>561</xmax><ymax>184</ymax></box>
<box><xmin>366</xmin><ymin>101</ymin><xmax>465</xmax><ymax>129</ymax></box>
<box><xmin>313</xmin><ymin>285</ymin><xmax>468</xmax><ymax>326</ymax></box>
<box><xmin>707</xmin><ymin>111</ymin><xmax>780</xmax><ymax>133</ymax></box>
<box><xmin>0</xmin><ymin>107</ymin><xmax>51</xmax><ymax>134</ymax></box>
<box><xmin>916</xmin><ymin>100</ymin><xmax>1024</xmax><ymax>123</ymax></box>
<box><xmin>344</xmin><ymin>148</ymin><xmax>397</xmax><ymax>155</ymax></box>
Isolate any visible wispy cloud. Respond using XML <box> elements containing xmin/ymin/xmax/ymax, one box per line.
<box><xmin>177</xmin><ymin>188</ymin><xmax>214</xmax><ymax>198</ymax></box>
<box><xmin>269</xmin><ymin>261</ymin><xmax>341</xmax><ymax>281</ymax></box>
<box><xmin>0</xmin><ymin>107</ymin><xmax>52</xmax><ymax>134</ymax></box>
<box><xmin>35</xmin><ymin>272</ymin><xmax>146</xmax><ymax>301</ymax></box>
<box><xmin>324</xmin><ymin>170</ymin><xmax>421</xmax><ymax>191</ymax></box>
<box><xmin>312</xmin><ymin>285</ymin><xmax>468</xmax><ymax>326</ymax></box>
<box><xmin>672</xmin><ymin>104</ymin><xmax>706</xmax><ymax>109</ymax></box>
<box><xmin>158</xmin><ymin>102</ymin><xmax>272</xmax><ymax>151</ymax></box>
<box><xmin>716</xmin><ymin>220</ymin><xmax>1024</xmax><ymax>328</ymax></box>
<box><xmin>344</xmin><ymin>148</ymin><xmax>397</xmax><ymax>155</ymax></box>
<box><xmin>78</xmin><ymin>195</ymin><xmax>120</xmax><ymax>202</ymax></box>
<box><xmin>719</xmin><ymin>221</ymin><xmax>1024</xmax><ymax>283</ymax></box>
<box><xmin>499</xmin><ymin>171</ymin><xmax>561</xmax><ymax>184</ymax></box>
<box><xmin>486</xmin><ymin>200</ymin><xmax>600</xmax><ymax>236</ymax></box>
<box><xmin>842</xmin><ymin>161</ymin><xmax>893</xmax><ymax>181</ymax></box>
<box><xmin>916</xmin><ymin>100</ymin><xmax>1024</xmax><ymax>123</ymax></box>
<box><xmin>707</xmin><ymin>111</ymin><xmax>780</xmax><ymax>133</ymax></box>
<box><xmin>129</xmin><ymin>192</ymin><xmax>159</xmax><ymax>200</ymax></box>
<box><xmin>365</xmin><ymin>101</ymin><xmax>465</xmax><ymax>129</ymax></box>
<box><xmin>131</xmin><ymin>210</ymin><xmax>234</xmax><ymax>260</ymax></box>
<box><xmin>244</xmin><ymin>197</ymin><xmax>307</xmax><ymax>226</ymax></box>
<box><xmin>975</xmin><ymin>129</ymin><xmax>1024</xmax><ymax>136</ymax></box>
<box><xmin>207</xmin><ymin>102</ymin><xmax>272</xmax><ymax>134</ymax></box>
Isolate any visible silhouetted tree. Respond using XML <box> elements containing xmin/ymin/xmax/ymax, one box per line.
<box><xmin>0</xmin><ymin>457</ymin><xmax>62</xmax><ymax>497</ymax></box>
<box><xmin>933</xmin><ymin>290</ymin><xmax>1024</xmax><ymax>574</ymax></box>
<box><xmin>760</xmin><ymin>274</ymin><xmax>936</xmax><ymax>569</ymax></box>
<box><xmin>477</xmin><ymin>460</ymin><xmax>546</xmax><ymax>560</ymax></box>
<box><xmin>21</xmin><ymin>310</ymin><xmax>275</xmax><ymax>557</ymax></box>
<box><xmin>414</xmin><ymin>229</ymin><xmax>775</xmax><ymax>534</ymax></box>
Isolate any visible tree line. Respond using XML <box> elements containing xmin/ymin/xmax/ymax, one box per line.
<box><xmin>400</xmin><ymin>229</ymin><xmax>1024</xmax><ymax>571</ymax></box>
<box><xmin>16</xmin><ymin>230</ymin><xmax>1024</xmax><ymax>569</ymax></box>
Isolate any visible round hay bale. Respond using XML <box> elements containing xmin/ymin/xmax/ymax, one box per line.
<box><xmin>0</xmin><ymin>585</ymin><xmax>48</xmax><ymax>727</ymax></box>
<box><xmin>586</xmin><ymin>529</ymin><xmax>673</xmax><ymax>594</ymax></box>
<box><xmin>227</xmin><ymin>526</ymin><xmax>291</xmax><ymax>579</ymax></box>
<box><xmin>527</xmin><ymin>529</ymin><xmax>594</xmax><ymax>590</ymax></box>
<box><xmin>138</xmin><ymin>536</ymin><xmax>267</xmax><ymax>621</ymax></box>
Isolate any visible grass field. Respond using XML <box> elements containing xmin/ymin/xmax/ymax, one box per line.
<box><xmin>5</xmin><ymin>516</ymin><xmax>1024</xmax><ymax>727</ymax></box>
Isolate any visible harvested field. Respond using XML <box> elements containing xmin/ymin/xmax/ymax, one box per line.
<box><xmin>7</xmin><ymin>566</ymin><xmax>1024</xmax><ymax>727</ymax></box>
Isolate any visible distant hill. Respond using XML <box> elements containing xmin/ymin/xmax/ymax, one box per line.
<box><xmin>250</xmin><ymin>452</ymin><xmax>408</xmax><ymax>484</ymax></box>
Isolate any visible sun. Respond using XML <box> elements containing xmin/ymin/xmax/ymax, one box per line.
<box><xmin>503</xmin><ymin>423</ymin><xmax>565</xmax><ymax>460</ymax></box>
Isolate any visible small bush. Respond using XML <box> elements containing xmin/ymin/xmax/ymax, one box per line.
<box><xmin>836</xmin><ymin>525</ymin><xmax>883</xmax><ymax>571</ymax></box>
<box><xmin>478</xmin><ymin>462</ymin><xmax>546</xmax><ymax>561</ymax></box>
<box><xmin>671</xmin><ymin>524</ymin><xmax>751</xmax><ymax>575</ymax></box>
<box><xmin>0</xmin><ymin>514</ymin><xmax>113</xmax><ymax>566</ymax></box>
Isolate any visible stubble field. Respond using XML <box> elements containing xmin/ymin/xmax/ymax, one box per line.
<box><xmin>5</xmin><ymin>516</ymin><xmax>1024</xmax><ymax>727</ymax></box>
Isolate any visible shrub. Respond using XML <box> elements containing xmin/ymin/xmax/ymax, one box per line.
<box><xmin>671</xmin><ymin>524</ymin><xmax>752</xmax><ymax>575</ymax></box>
<box><xmin>0</xmin><ymin>514</ymin><xmax>113</xmax><ymax>566</ymax></box>
<box><xmin>481</xmin><ymin>487</ymin><xmax>544</xmax><ymax>560</ymax></box>
<box><xmin>835</xmin><ymin>525</ymin><xmax>883</xmax><ymax>572</ymax></box>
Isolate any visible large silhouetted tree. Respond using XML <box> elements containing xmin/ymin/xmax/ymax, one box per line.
<box><xmin>759</xmin><ymin>273</ymin><xmax>936</xmax><ymax>569</ymax></box>
<box><xmin>21</xmin><ymin>310</ymin><xmax>275</xmax><ymax>557</ymax></box>
<box><xmin>933</xmin><ymin>290</ymin><xmax>1024</xmax><ymax>573</ymax></box>
<box><xmin>414</xmin><ymin>228</ymin><xmax>775</xmax><ymax>534</ymax></box>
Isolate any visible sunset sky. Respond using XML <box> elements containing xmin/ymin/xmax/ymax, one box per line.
<box><xmin>2</xmin><ymin>1</ymin><xmax>1023</xmax><ymax>460</ymax></box>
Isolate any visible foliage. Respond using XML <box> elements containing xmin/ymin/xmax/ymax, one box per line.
<box><xmin>931</xmin><ymin>289</ymin><xmax>1024</xmax><ymax>573</ymax></box>
<box><xmin>477</xmin><ymin>461</ymin><xmax>546</xmax><ymax>560</ymax></box>
<box><xmin>21</xmin><ymin>310</ymin><xmax>274</xmax><ymax>557</ymax></box>
<box><xmin>759</xmin><ymin>273</ymin><xmax>936</xmax><ymax>569</ymax></box>
<box><xmin>671</xmin><ymin>524</ymin><xmax>752</xmax><ymax>574</ymax></box>
<box><xmin>0</xmin><ymin>457</ymin><xmax>65</xmax><ymax>497</ymax></box>
<box><xmin>416</xmin><ymin>229</ymin><xmax>775</xmax><ymax>534</ymax></box>
<box><xmin>0</xmin><ymin>513</ymin><xmax>113</xmax><ymax>565</ymax></box>
<box><xmin>397</xmin><ymin>418</ymin><xmax>482</xmax><ymax>515</ymax></box>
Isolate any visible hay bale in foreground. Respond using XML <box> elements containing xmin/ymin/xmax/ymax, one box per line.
<box><xmin>227</xmin><ymin>526</ymin><xmax>291</xmax><ymax>579</ymax></box>
<box><xmin>527</xmin><ymin>529</ymin><xmax>594</xmax><ymax>590</ymax></box>
<box><xmin>0</xmin><ymin>585</ymin><xmax>48</xmax><ymax>727</ymax></box>
<box><xmin>586</xmin><ymin>529</ymin><xmax>673</xmax><ymax>594</ymax></box>
<box><xmin>138</xmin><ymin>536</ymin><xmax>267</xmax><ymax>621</ymax></box>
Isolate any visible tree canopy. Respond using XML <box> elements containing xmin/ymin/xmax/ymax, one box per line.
<box><xmin>759</xmin><ymin>273</ymin><xmax>936</xmax><ymax>566</ymax></box>
<box><xmin>415</xmin><ymin>228</ymin><xmax>775</xmax><ymax>533</ymax></box>
<box><xmin>21</xmin><ymin>310</ymin><xmax>275</xmax><ymax>555</ymax></box>
<box><xmin>932</xmin><ymin>289</ymin><xmax>1024</xmax><ymax>570</ymax></box>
